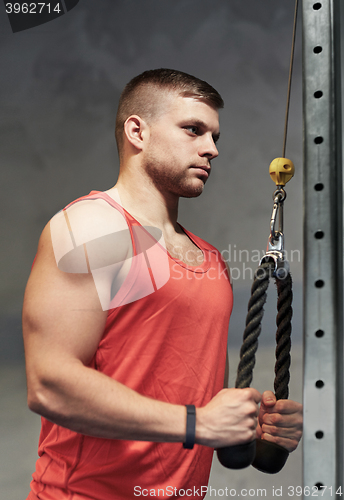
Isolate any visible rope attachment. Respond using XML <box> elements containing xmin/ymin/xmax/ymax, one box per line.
<box><xmin>217</xmin><ymin>261</ymin><xmax>293</xmax><ymax>474</ymax></box>
<box><xmin>235</xmin><ymin>261</ymin><xmax>293</xmax><ymax>400</ymax></box>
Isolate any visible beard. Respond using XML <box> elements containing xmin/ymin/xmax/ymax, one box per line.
<box><xmin>142</xmin><ymin>151</ymin><xmax>207</xmax><ymax>199</ymax></box>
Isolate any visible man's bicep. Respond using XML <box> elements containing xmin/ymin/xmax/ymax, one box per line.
<box><xmin>23</xmin><ymin>224</ymin><xmax>109</xmax><ymax>368</ymax></box>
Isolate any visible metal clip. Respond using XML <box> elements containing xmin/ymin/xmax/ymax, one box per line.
<box><xmin>260</xmin><ymin>188</ymin><xmax>290</xmax><ymax>278</ymax></box>
<box><xmin>270</xmin><ymin>188</ymin><xmax>286</xmax><ymax>241</ymax></box>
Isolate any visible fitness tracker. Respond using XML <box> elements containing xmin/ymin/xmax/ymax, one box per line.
<box><xmin>183</xmin><ymin>404</ymin><xmax>196</xmax><ymax>449</ymax></box>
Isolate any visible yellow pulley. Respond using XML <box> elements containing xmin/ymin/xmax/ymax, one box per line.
<box><xmin>269</xmin><ymin>158</ymin><xmax>295</xmax><ymax>187</ymax></box>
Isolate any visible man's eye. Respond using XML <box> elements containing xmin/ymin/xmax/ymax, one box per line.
<box><xmin>185</xmin><ymin>126</ymin><xmax>198</xmax><ymax>134</ymax></box>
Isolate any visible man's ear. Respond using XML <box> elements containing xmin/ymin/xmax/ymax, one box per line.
<box><xmin>123</xmin><ymin>115</ymin><xmax>149</xmax><ymax>151</ymax></box>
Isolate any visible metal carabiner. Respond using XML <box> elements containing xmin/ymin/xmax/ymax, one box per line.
<box><xmin>270</xmin><ymin>188</ymin><xmax>286</xmax><ymax>242</ymax></box>
<box><xmin>260</xmin><ymin>188</ymin><xmax>289</xmax><ymax>278</ymax></box>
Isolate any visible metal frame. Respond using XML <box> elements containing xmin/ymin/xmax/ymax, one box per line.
<box><xmin>302</xmin><ymin>0</ymin><xmax>343</xmax><ymax>496</ymax></box>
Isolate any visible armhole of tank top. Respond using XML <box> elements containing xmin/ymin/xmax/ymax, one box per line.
<box><xmin>86</xmin><ymin>192</ymin><xmax>139</xmax><ymax>257</ymax></box>
<box><xmin>62</xmin><ymin>209</ymin><xmax>92</xmax><ymax>273</ymax></box>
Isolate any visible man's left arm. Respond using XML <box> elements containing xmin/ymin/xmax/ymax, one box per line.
<box><xmin>256</xmin><ymin>391</ymin><xmax>303</xmax><ymax>452</ymax></box>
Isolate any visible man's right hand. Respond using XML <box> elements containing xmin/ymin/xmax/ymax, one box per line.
<box><xmin>195</xmin><ymin>388</ymin><xmax>261</xmax><ymax>448</ymax></box>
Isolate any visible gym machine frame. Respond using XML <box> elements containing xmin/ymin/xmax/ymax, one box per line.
<box><xmin>302</xmin><ymin>0</ymin><xmax>343</xmax><ymax>496</ymax></box>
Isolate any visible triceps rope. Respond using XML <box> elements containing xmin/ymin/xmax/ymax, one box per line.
<box><xmin>216</xmin><ymin>260</ymin><xmax>293</xmax><ymax>474</ymax></box>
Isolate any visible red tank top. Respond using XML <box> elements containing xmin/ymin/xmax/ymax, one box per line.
<box><xmin>28</xmin><ymin>192</ymin><xmax>233</xmax><ymax>500</ymax></box>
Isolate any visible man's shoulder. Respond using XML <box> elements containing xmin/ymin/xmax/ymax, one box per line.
<box><xmin>51</xmin><ymin>191</ymin><xmax>128</xmax><ymax>242</ymax></box>
<box><xmin>49</xmin><ymin>190</ymin><xmax>131</xmax><ymax>274</ymax></box>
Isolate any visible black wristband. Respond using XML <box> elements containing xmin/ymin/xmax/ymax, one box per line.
<box><xmin>183</xmin><ymin>405</ymin><xmax>196</xmax><ymax>449</ymax></box>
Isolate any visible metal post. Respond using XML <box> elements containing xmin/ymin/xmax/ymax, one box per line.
<box><xmin>302</xmin><ymin>0</ymin><xmax>343</xmax><ymax>497</ymax></box>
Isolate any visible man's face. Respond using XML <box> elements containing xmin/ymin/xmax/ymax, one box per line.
<box><xmin>142</xmin><ymin>95</ymin><xmax>220</xmax><ymax>199</ymax></box>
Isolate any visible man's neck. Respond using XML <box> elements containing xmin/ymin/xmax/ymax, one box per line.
<box><xmin>107</xmin><ymin>172</ymin><xmax>180</xmax><ymax>234</ymax></box>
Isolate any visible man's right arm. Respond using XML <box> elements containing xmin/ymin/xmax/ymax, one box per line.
<box><xmin>23</xmin><ymin>220</ymin><xmax>260</xmax><ymax>448</ymax></box>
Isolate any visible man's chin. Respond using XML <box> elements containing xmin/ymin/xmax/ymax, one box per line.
<box><xmin>180</xmin><ymin>184</ymin><xmax>205</xmax><ymax>198</ymax></box>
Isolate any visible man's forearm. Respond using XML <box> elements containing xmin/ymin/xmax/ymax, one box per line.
<box><xmin>28</xmin><ymin>358</ymin><xmax>186</xmax><ymax>443</ymax></box>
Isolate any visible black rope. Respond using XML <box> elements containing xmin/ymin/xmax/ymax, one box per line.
<box><xmin>235</xmin><ymin>261</ymin><xmax>293</xmax><ymax>400</ymax></box>
<box><xmin>275</xmin><ymin>271</ymin><xmax>293</xmax><ymax>399</ymax></box>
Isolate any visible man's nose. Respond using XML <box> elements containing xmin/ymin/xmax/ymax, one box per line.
<box><xmin>200</xmin><ymin>134</ymin><xmax>219</xmax><ymax>160</ymax></box>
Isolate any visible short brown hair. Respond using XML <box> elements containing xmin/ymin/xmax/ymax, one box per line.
<box><xmin>115</xmin><ymin>68</ymin><xmax>224</xmax><ymax>156</ymax></box>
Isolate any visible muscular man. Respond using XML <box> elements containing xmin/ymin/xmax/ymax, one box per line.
<box><xmin>23</xmin><ymin>69</ymin><xmax>302</xmax><ymax>500</ymax></box>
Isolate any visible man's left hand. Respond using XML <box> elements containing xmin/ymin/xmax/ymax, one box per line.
<box><xmin>256</xmin><ymin>390</ymin><xmax>303</xmax><ymax>452</ymax></box>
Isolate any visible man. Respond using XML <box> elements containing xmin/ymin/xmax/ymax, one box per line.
<box><xmin>23</xmin><ymin>69</ymin><xmax>302</xmax><ymax>500</ymax></box>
